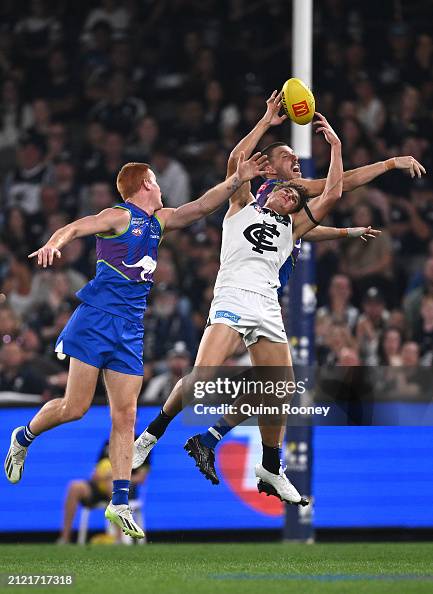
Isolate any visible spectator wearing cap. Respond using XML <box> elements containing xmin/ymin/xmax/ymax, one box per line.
<box><xmin>356</xmin><ymin>287</ymin><xmax>390</xmax><ymax>365</ymax></box>
<box><xmin>4</xmin><ymin>131</ymin><xmax>53</xmax><ymax>215</ymax></box>
<box><xmin>151</xmin><ymin>143</ymin><xmax>191</xmax><ymax>208</ymax></box>
<box><xmin>141</xmin><ymin>342</ymin><xmax>191</xmax><ymax>404</ymax></box>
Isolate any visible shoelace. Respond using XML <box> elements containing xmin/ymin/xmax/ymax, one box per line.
<box><xmin>13</xmin><ymin>446</ymin><xmax>26</xmax><ymax>464</ymax></box>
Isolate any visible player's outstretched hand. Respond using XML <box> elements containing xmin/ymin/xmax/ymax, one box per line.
<box><xmin>263</xmin><ymin>90</ymin><xmax>288</xmax><ymax>127</ymax></box>
<box><xmin>313</xmin><ymin>112</ymin><xmax>341</xmax><ymax>146</ymax></box>
<box><xmin>236</xmin><ymin>151</ymin><xmax>269</xmax><ymax>182</ymax></box>
<box><xmin>28</xmin><ymin>245</ymin><xmax>61</xmax><ymax>268</ymax></box>
<box><xmin>393</xmin><ymin>156</ymin><xmax>426</xmax><ymax>178</ymax></box>
<box><xmin>347</xmin><ymin>226</ymin><xmax>381</xmax><ymax>242</ymax></box>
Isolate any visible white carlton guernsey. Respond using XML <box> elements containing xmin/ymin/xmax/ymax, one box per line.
<box><xmin>214</xmin><ymin>201</ymin><xmax>294</xmax><ymax>300</ymax></box>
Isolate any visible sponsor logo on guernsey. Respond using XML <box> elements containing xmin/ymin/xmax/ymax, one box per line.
<box><xmin>215</xmin><ymin>310</ymin><xmax>241</xmax><ymax>323</ymax></box>
<box><xmin>122</xmin><ymin>255</ymin><xmax>157</xmax><ymax>280</ymax></box>
<box><xmin>132</xmin><ymin>227</ymin><xmax>143</xmax><ymax>236</ymax></box>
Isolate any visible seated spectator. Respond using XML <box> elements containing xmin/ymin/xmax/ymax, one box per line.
<box><xmin>144</xmin><ymin>285</ymin><xmax>198</xmax><ymax>363</ymax></box>
<box><xmin>378</xmin><ymin>327</ymin><xmax>403</xmax><ymax>366</ymax></box>
<box><xmin>404</xmin><ymin>257</ymin><xmax>433</xmax><ymax>332</ymax></box>
<box><xmin>90</xmin><ymin>70</ymin><xmax>145</xmax><ymax>139</ymax></box>
<box><xmin>151</xmin><ymin>143</ymin><xmax>191</xmax><ymax>208</ymax></box>
<box><xmin>412</xmin><ymin>295</ymin><xmax>433</xmax><ymax>365</ymax></box>
<box><xmin>126</xmin><ymin>115</ymin><xmax>159</xmax><ymax>162</ymax></box>
<box><xmin>58</xmin><ymin>438</ymin><xmax>150</xmax><ymax>544</ymax></box>
<box><xmin>0</xmin><ymin>340</ymin><xmax>49</xmax><ymax>395</ymax></box>
<box><xmin>340</xmin><ymin>202</ymin><xmax>394</xmax><ymax>305</ymax></box>
<box><xmin>2</xmin><ymin>207</ymin><xmax>36</xmax><ymax>259</ymax></box>
<box><xmin>356</xmin><ymin>287</ymin><xmax>390</xmax><ymax>365</ymax></box>
<box><xmin>1</xmin><ymin>257</ymin><xmax>39</xmax><ymax>318</ymax></box>
<box><xmin>316</xmin><ymin>274</ymin><xmax>359</xmax><ymax>331</ymax></box>
<box><xmin>4</xmin><ymin>131</ymin><xmax>53</xmax><ymax>215</ymax></box>
<box><xmin>321</xmin><ymin>322</ymin><xmax>358</xmax><ymax>366</ymax></box>
<box><xmin>0</xmin><ymin>305</ymin><xmax>21</xmax><ymax>344</ymax></box>
<box><xmin>141</xmin><ymin>342</ymin><xmax>191</xmax><ymax>404</ymax></box>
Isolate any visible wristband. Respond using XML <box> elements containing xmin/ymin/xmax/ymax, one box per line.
<box><xmin>385</xmin><ymin>158</ymin><xmax>396</xmax><ymax>171</ymax></box>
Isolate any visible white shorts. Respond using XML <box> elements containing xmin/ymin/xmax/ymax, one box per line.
<box><xmin>208</xmin><ymin>286</ymin><xmax>288</xmax><ymax>348</ymax></box>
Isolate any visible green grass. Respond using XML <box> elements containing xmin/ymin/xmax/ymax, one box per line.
<box><xmin>1</xmin><ymin>543</ymin><xmax>433</xmax><ymax>594</ymax></box>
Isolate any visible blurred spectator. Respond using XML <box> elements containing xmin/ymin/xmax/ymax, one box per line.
<box><xmin>0</xmin><ymin>340</ymin><xmax>48</xmax><ymax>395</ymax></box>
<box><xmin>356</xmin><ymin>287</ymin><xmax>390</xmax><ymax>365</ymax></box>
<box><xmin>151</xmin><ymin>144</ymin><xmax>191</xmax><ymax>208</ymax></box>
<box><xmin>144</xmin><ymin>285</ymin><xmax>198</xmax><ymax>363</ymax></box>
<box><xmin>378</xmin><ymin>327</ymin><xmax>403</xmax><ymax>366</ymax></box>
<box><xmin>126</xmin><ymin>116</ymin><xmax>159</xmax><ymax>162</ymax></box>
<box><xmin>404</xmin><ymin>257</ymin><xmax>433</xmax><ymax>333</ymax></box>
<box><xmin>141</xmin><ymin>342</ymin><xmax>191</xmax><ymax>404</ymax></box>
<box><xmin>340</xmin><ymin>202</ymin><xmax>394</xmax><ymax>304</ymax></box>
<box><xmin>412</xmin><ymin>296</ymin><xmax>433</xmax><ymax>365</ymax></box>
<box><xmin>90</xmin><ymin>70</ymin><xmax>145</xmax><ymax>138</ymax></box>
<box><xmin>4</xmin><ymin>131</ymin><xmax>53</xmax><ymax>215</ymax></box>
<box><xmin>316</xmin><ymin>274</ymin><xmax>359</xmax><ymax>331</ymax></box>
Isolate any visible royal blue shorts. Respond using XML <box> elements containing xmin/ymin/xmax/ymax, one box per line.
<box><xmin>55</xmin><ymin>303</ymin><xmax>144</xmax><ymax>376</ymax></box>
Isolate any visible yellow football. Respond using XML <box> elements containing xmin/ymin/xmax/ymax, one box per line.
<box><xmin>281</xmin><ymin>78</ymin><xmax>315</xmax><ymax>125</ymax></box>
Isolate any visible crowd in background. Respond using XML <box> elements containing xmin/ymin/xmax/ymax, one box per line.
<box><xmin>0</xmin><ymin>0</ymin><xmax>433</xmax><ymax>402</ymax></box>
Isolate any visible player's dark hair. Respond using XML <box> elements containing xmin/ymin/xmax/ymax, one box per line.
<box><xmin>261</xmin><ymin>141</ymin><xmax>289</xmax><ymax>158</ymax></box>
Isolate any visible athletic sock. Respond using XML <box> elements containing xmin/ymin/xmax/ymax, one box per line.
<box><xmin>198</xmin><ymin>420</ymin><xmax>233</xmax><ymax>449</ymax></box>
<box><xmin>146</xmin><ymin>408</ymin><xmax>174</xmax><ymax>439</ymax></box>
<box><xmin>15</xmin><ymin>424</ymin><xmax>37</xmax><ymax>448</ymax></box>
<box><xmin>262</xmin><ymin>443</ymin><xmax>281</xmax><ymax>475</ymax></box>
<box><xmin>112</xmin><ymin>479</ymin><xmax>130</xmax><ymax>506</ymax></box>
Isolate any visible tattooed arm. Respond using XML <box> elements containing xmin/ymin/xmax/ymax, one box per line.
<box><xmin>160</xmin><ymin>152</ymin><xmax>269</xmax><ymax>231</ymax></box>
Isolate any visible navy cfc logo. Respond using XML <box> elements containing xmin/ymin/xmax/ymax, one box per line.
<box><xmin>243</xmin><ymin>222</ymin><xmax>280</xmax><ymax>254</ymax></box>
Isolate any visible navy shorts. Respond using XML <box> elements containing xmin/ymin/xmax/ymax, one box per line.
<box><xmin>55</xmin><ymin>303</ymin><xmax>144</xmax><ymax>376</ymax></box>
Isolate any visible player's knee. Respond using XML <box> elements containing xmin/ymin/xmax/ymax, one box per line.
<box><xmin>111</xmin><ymin>404</ymin><xmax>136</xmax><ymax>429</ymax></box>
<box><xmin>61</xmin><ymin>400</ymin><xmax>89</xmax><ymax>422</ymax></box>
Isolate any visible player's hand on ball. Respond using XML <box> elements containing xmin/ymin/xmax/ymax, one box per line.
<box><xmin>236</xmin><ymin>151</ymin><xmax>269</xmax><ymax>182</ymax></box>
<box><xmin>394</xmin><ymin>156</ymin><xmax>426</xmax><ymax>178</ymax></box>
<box><xmin>28</xmin><ymin>245</ymin><xmax>62</xmax><ymax>268</ymax></box>
<box><xmin>314</xmin><ymin>112</ymin><xmax>341</xmax><ymax>146</ymax></box>
<box><xmin>263</xmin><ymin>90</ymin><xmax>288</xmax><ymax>127</ymax></box>
<box><xmin>347</xmin><ymin>226</ymin><xmax>381</xmax><ymax>242</ymax></box>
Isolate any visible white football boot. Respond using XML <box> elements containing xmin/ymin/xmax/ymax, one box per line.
<box><xmin>255</xmin><ymin>463</ymin><xmax>309</xmax><ymax>506</ymax></box>
<box><xmin>105</xmin><ymin>502</ymin><xmax>145</xmax><ymax>539</ymax></box>
<box><xmin>132</xmin><ymin>430</ymin><xmax>157</xmax><ymax>469</ymax></box>
<box><xmin>4</xmin><ymin>427</ymin><xmax>28</xmax><ymax>484</ymax></box>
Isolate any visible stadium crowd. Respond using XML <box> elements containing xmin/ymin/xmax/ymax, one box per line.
<box><xmin>0</xmin><ymin>0</ymin><xmax>433</xmax><ymax>402</ymax></box>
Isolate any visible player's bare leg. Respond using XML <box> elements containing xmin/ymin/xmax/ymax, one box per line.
<box><xmin>133</xmin><ymin>323</ymin><xmax>242</xmax><ymax>475</ymax></box>
<box><xmin>5</xmin><ymin>358</ymin><xmax>99</xmax><ymax>484</ymax></box>
<box><xmin>103</xmin><ymin>368</ymin><xmax>144</xmax><ymax>539</ymax></box>
<box><xmin>248</xmin><ymin>338</ymin><xmax>308</xmax><ymax>506</ymax></box>
<box><xmin>59</xmin><ymin>480</ymin><xmax>92</xmax><ymax>544</ymax></box>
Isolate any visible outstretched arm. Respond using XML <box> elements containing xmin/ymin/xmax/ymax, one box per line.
<box><xmin>303</xmin><ymin>225</ymin><xmax>381</xmax><ymax>242</ymax></box>
<box><xmin>293</xmin><ymin>113</ymin><xmax>343</xmax><ymax>241</ymax></box>
<box><xmin>302</xmin><ymin>156</ymin><xmax>426</xmax><ymax>198</ymax></box>
<box><xmin>160</xmin><ymin>152</ymin><xmax>269</xmax><ymax>231</ymax></box>
<box><xmin>28</xmin><ymin>208</ymin><xmax>130</xmax><ymax>268</ymax></box>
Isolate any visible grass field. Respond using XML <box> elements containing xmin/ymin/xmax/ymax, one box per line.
<box><xmin>1</xmin><ymin>543</ymin><xmax>433</xmax><ymax>593</ymax></box>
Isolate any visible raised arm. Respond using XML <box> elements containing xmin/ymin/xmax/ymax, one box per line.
<box><xmin>293</xmin><ymin>113</ymin><xmax>343</xmax><ymax>241</ymax></box>
<box><xmin>301</xmin><ymin>156</ymin><xmax>426</xmax><ymax>198</ymax></box>
<box><xmin>160</xmin><ymin>152</ymin><xmax>269</xmax><ymax>232</ymax></box>
<box><xmin>29</xmin><ymin>208</ymin><xmax>130</xmax><ymax>267</ymax></box>
<box><xmin>225</xmin><ymin>91</ymin><xmax>287</xmax><ymax>210</ymax></box>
